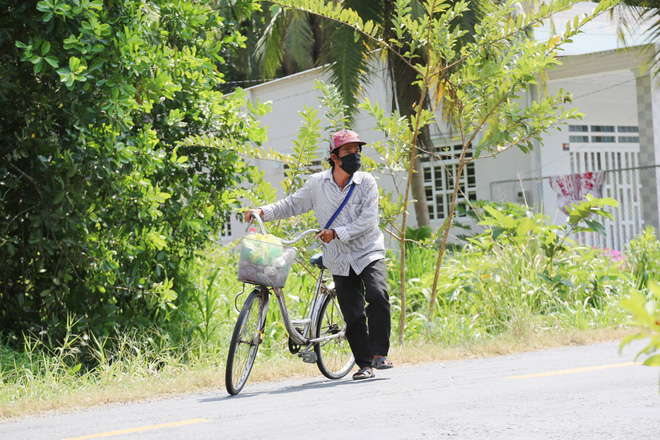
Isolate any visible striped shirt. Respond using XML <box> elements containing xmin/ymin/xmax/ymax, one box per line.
<box><xmin>260</xmin><ymin>169</ymin><xmax>386</xmax><ymax>276</ymax></box>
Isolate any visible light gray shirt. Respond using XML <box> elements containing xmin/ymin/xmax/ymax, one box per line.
<box><xmin>260</xmin><ymin>169</ymin><xmax>386</xmax><ymax>276</ymax></box>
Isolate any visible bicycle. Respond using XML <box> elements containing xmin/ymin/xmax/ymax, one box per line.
<box><xmin>225</xmin><ymin>213</ymin><xmax>355</xmax><ymax>395</ymax></box>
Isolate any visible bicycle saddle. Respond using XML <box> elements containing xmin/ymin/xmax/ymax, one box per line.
<box><xmin>310</xmin><ymin>252</ymin><xmax>326</xmax><ymax>269</ymax></box>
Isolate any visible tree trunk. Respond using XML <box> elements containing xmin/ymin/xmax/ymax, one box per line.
<box><xmin>410</xmin><ymin>155</ymin><xmax>430</xmax><ymax>227</ymax></box>
<box><xmin>388</xmin><ymin>56</ymin><xmax>432</xmax><ymax>228</ymax></box>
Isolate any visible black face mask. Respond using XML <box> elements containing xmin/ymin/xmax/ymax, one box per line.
<box><xmin>339</xmin><ymin>152</ymin><xmax>361</xmax><ymax>175</ymax></box>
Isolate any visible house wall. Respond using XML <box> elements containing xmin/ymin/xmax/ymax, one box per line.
<box><xmin>542</xmin><ymin>69</ymin><xmax>639</xmax><ymax>178</ymax></box>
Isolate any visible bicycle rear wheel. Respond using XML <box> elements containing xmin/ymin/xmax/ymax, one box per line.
<box><xmin>226</xmin><ymin>289</ymin><xmax>269</xmax><ymax>395</ymax></box>
<box><xmin>315</xmin><ymin>294</ymin><xmax>354</xmax><ymax>379</ymax></box>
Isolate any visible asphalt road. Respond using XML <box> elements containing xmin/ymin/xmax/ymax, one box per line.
<box><xmin>2</xmin><ymin>340</ymin><xmax>659</xmax><ymax>440</ymax></box>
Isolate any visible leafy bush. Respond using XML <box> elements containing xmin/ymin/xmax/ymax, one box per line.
<box><xmin>0</xmin><ymin>0</ymin><xmax>268</xmax><ymax>339</ymax></box>
<box><xmin>388</xmin><ymin>200</ymin><xmax>633</xmax><ymax>343</ymax></box>
<box><xmin>626</xmin><ymin>226</ymin><xmax>660</xmax><ymax>289</ymax></box>
<box><xmin>620</xmin><ymin>227</ymin><xmax>660</xmax><ymax>369</ymax></box>
<box><xmin>620</xmin><ymin>281</ymin><xmax>660</xmax><ymax>367</ymax></box>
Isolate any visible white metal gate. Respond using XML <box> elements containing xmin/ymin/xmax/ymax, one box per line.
<box><xmin>569</xmin><ymin>148</ymin><xmax>643</xmax><ymax>250</ymax></box>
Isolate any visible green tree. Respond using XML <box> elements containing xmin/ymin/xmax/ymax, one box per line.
<box><xmin>238</xmin><ymin>0</ymin><xmax>498</xmax><ymax>228</ymax></box>
<box><xmin>266</xmin><ymin>0</ymin><xmax>620</xmax><ymax>343</ymax></box>
<box><xmin>213</xmin><ymin>0</ymin><xmax>280</xmax><ymax>91</ymax></box>
<box><xmin>211</xmin><ymin>0</ymin><xmax>331</xmax><ymax>92</ymax></box>
<box><xmin>0</xmin><ymin>0</ymin><xmax>268</xmax><ymax>339</ymax></box>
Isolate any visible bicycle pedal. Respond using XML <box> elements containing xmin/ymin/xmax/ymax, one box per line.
<box><xmin>299</xmin><ymin>351</ymin><xmax>317</xmax><ymax>364</ymax></box>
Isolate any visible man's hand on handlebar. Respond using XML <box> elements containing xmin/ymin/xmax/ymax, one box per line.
<box><xmin>244</xmin><ymin>209</ymin><xmax>263</xmax><ymax>223</ymax></box>
<box><xmin>244</xmin><ymin>209</ymin><xmax>336</xmax><ymax>243</ymax></box>
<box><xmin>316</xmin><ymin>228</ymin><xmax>337</xmax><ymax>243</ymax></box>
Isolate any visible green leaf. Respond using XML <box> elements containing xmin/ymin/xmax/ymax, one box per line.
<box><xmin>643</xmin><ymin>354</ymin><xmax>660</xmax><ymax>366</ymax></box>
<box><xmin>584</xmin><ymin>219</ymin><xmax>606</xmax><ymax>235</ymax></box>
<box><xmin>44</xmin><ymin>56</ymin><xmax>59</xmax><ymax>68</ymax></box>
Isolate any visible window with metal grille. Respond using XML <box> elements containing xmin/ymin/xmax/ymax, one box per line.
<box><xmin>220</xmin><ymin>215</ymin><xmax>232</xmax><ymax>237</ymax></box>
<box><xmin>283</xmin><ymin>159</ymin><xmax>325</xmax><ymax>175</ymax></box>
<box><xmin>591</xmin><ymin>125</ymin><xmax>615</xmax><ymax>133</ymax></box>
<box><xmin>591</xmin><ymin>135</ymin><xmax>616</xmax><ymax>143</ymax></box>
<box><xmin>569</xmin><ymin>125</ymin><xmax>589</xmax><ymax>132</ymax></box>
<box><xmin>421</xmin><ymin>144</ymin><xmax>477</xmax><ymax>220</ymax></box>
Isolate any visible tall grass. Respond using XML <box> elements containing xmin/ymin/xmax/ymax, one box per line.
<box><xmin>2</xmin><ymin>221</ymin><xmax>655</xmax><ymax>417</ymax></box>
<box><xmin>388</xmin><ymin>219</ymin><xmax>636</xmax><ymax>345</ymax></box>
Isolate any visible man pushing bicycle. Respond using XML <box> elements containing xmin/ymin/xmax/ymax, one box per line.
<box><xmin>244</xmin><ymin>129</ymin><xmax>394</xmax><ymax>380</ymax></box>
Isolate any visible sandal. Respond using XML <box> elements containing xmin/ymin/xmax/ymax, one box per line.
<box><xmin>372</xmin><ymin>357</ymin><xmax>394</xmax><ymax>370</ymax></box>
<box><xmin>352</xmin><ymin>367</ymin><xmax>374</xmax><ymax>380</ymax></box>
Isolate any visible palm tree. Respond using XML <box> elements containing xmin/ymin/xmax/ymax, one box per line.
<box><xmin>215</xmin><ymin>1</ymin><xmax>329</xmax><ymax>92</ymax></box>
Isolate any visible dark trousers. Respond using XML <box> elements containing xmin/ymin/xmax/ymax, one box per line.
<box><xmin>332</xmin><ymin>259</ymin><xmax>391</xmax><ymax>369</ymax></box>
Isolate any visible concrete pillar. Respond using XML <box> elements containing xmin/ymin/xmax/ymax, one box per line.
<box><xmin>635</xmin><ymin>72</ymin><xmax>660</xmax><ymax>235</ymax></box>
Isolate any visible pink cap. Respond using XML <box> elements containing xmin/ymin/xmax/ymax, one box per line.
<box><xmin>329</xmin><ymin>129</ymin><xmax>366</xmax><ymax>154</ymax></box>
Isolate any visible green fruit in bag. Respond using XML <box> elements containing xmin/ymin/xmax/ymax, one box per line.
<box><xmin>242</xmin><ymin>234</ymin><xmax>283</xmax><ymax>265</ymax></box>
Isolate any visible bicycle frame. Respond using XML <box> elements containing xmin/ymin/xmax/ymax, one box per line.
<box><xmin>246</xmin><ymin>214</ymin><xmax>346</xmax><ymax>351</ymax></box>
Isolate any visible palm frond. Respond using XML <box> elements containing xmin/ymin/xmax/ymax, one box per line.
<box><xmin>616</xmin><ymin>3</ymin><xmax>660</xmax><ymax>83</ymax></box>
<box><xmin>255</xmin><ymin>8</ymin><xmax>286</xmax><ymax>79</ymax></box>
<box><xmin>284</xmin><ymin>11</ymin><xmax>315</xmax><ymax>71</ymax></box>
<box><xmin>344</xmin><ymin>0</ymin><xmax>386</xmax><ymax>23</ymax></box>
<box><xmin>323</xmin><ymin>21</ymin><xmax>373</xmax><ymax>119</ymax></box>
<box><xmin>407</xmin><ymin>0</ymin><xmax>427</xmax><ymax>21</ymax></box>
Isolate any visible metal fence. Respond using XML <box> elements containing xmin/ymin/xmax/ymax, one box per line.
<box><xmin>489</xmin><ymin>165</ymin><xmax>660</xmax><ymax>251</ymax></box>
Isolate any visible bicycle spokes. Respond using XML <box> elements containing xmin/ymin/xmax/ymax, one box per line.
<box><xmin>240</xmin><ymin>330</ymin><xmax>263</xmax><ymax>347</ymax></box>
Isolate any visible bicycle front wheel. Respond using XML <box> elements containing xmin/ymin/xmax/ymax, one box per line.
<box><xmin>226</xmin><ymin>289</ymin><xmax>269</xmax><ymax>395</ymax></box>
<box><xmin>315</xmin><ymin>294</ymin><xmax>355</xmax><ymax>379</ymax></box>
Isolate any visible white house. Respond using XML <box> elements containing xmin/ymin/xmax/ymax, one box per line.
<box><xmin>224</xmin><ymin>2</ymin><xmax>660</xmax><ymax>251</ymax></box>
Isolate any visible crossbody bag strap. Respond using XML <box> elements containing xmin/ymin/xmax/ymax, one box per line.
<box><xmin>323</xmin><ymin>182</ymin><xmax>355</xmax><ymax>230</ymax></box>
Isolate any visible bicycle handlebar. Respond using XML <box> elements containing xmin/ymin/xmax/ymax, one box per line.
<box><xmin>246</xmin><ymin>211</ymin><xmax>319</xmax><ymax>245</ymax></box>
<box><xmin>280</xmin><ymin>229</ymin><xmax>319</xmax><ymax>245</ymax></box>
<box><xmin>246</xmin><ymin>210</ymin><xmax>267</xmax><ymax>234</ymax></box>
